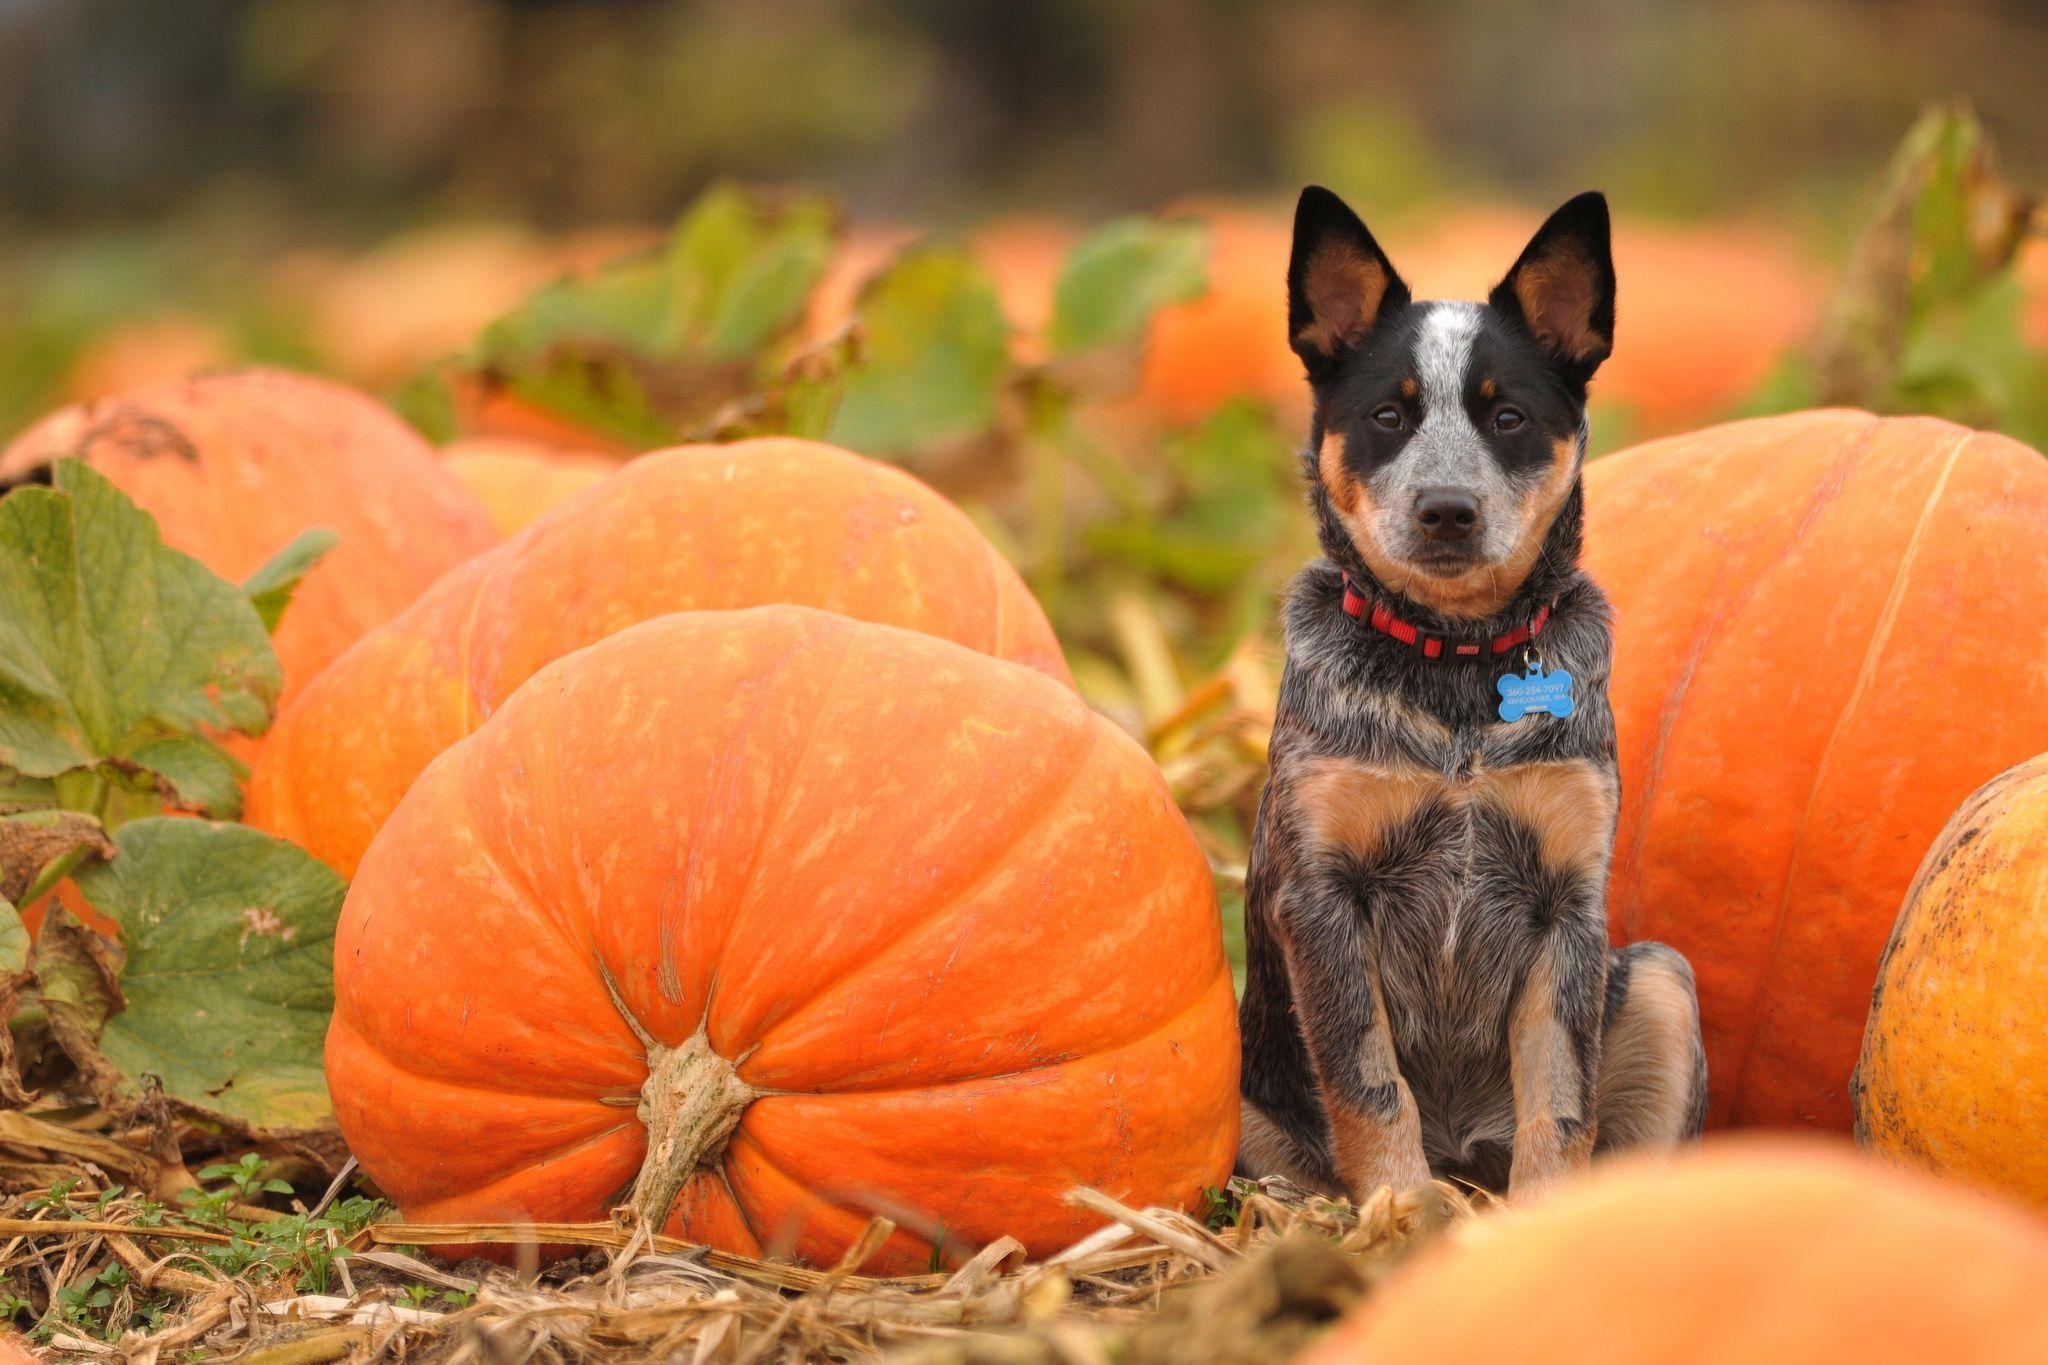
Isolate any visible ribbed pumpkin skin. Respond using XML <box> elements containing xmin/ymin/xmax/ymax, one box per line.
<box><xmin>248</xmin><ymin>438</ymin><xmax>1070</xmax><ymax>877</ymax></box>
<box><xmin>1856</xmin><ymin>755</ymin><xmax>2048</xmax><ymax>1208</ymax></box>
<box><xmin>1584</xmin><ymin>411</ymin><xmax>2048</xmax><ymax>1130</ymax></box>
<box><xmin>442</xmin><ymin>438</ymin><xmax>616</xmax><ymax>535</ymax></box>
<box><xmin>1300</xmin><ymin>1141</ymin><xmax>2048</xmax><ymax>1365</ymax></box>
<box><xmin>326</xmin><ymin>608</ymin><xmax>1239</xmax><ymax>1274</ymax></box>
<box><xmin>0</xmin><ymin>369</ymin><xmax>499</xmax><ymax>735</ymax></box>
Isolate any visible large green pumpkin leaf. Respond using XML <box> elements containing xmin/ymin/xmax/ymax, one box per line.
<box><xmin>826</xmin><ymin>247</ymin><xmax>1011</xmax><ymax>456</ymax></box>
<box><xmin>70</xmin><ymin>818</ymin><xmax>345</xmax><ymax>1130</ymax></box>
<box><xmin>0</xmin><ymin>461</ymin><xmax>282</xmax><ymax>779</ymax></box>
<box><xmin>124</xmin><ymin>735</ymin><xmax>247</xmax><ymax>820</ymax></box>
<box><xmin>1048</xmin><ymin>217</ymin><xmax>1210</xmax><ymax>357</ymax></box>
<box><xmin>472</xmin><ymin>184</ymin><xmax>837</xmax><ymax>445</ymax></box>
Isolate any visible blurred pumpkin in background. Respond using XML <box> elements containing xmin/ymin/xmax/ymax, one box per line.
<box><xmin>1405</xmin><ymin>205</ymin><xmax>1822</xmax><ymax>434</ymax></box>
<box><xmin>299</xmin><ymin>223</ymin><xmax>560</xmax><ymax>388</ymax></box>
<box><xmin>1134</xmin><ymin>202</ymin><xmax>1303</xmax><ymax>428</ymax></box>
<box><xmin>62</xmin><ymin>314</ymin><xmax>234</xmax><ymax>402</ymax></box>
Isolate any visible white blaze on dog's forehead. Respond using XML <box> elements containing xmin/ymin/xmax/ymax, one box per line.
<box><xmin>1413</xmin><ymin>303</ymin><xmax>1482</xmax><ymax>421</ymax></box>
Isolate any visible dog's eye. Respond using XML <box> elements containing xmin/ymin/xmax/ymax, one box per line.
<box><xmin>1371</xmin><ymin>405</ymin><xmax>1403</xmax><ymax>430</ymax></box>
<box><xmin>1494</xmin><ymin>407</ymin><xmax>1526</xmax><ymax>433</ymax></box>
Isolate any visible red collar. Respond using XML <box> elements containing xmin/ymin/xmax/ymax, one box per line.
<box><xmin>1341</xmin><ymin>573</ymin><xmax>1552</xmax><ymax>661</ymax></box>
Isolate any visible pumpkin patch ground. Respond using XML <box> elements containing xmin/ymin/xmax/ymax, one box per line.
<box><xmin>5</xmin><ymin>35</ymin><xmax>2048</xmax><ymax>1362</ymax></box>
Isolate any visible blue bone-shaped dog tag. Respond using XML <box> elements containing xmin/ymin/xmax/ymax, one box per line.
<box><xmin>1497</xmin><ymin>667</ymin><xmax>1575</xmax><ymax>722</ymax></box>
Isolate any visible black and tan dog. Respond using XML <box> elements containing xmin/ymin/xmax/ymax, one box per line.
<box><xmin>1237</xmin><ymin>186</ymin><xmax>1707</xmax><ymax>1200</ymax></box>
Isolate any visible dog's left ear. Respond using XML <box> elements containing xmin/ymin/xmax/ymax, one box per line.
<box><xmin>1490</xmin><ymin>191</ymin><xmax>1616</xmax><ymax>376</ymax></box>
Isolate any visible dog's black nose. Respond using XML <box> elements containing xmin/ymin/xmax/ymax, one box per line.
<box><xmin>1414</xmin><ymin>488</ymin><xmax>1482</xmax><ymax>542</ymax></box>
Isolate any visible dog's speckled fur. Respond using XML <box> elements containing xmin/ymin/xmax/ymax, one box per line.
<box><xmin>1238</xmin><ymin>188</ymin><xmax>1707</xmax><ymax>1201</ymax></box>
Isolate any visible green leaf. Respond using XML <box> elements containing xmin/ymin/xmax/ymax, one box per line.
<box><xmin>826</xmin><ymin>247</ymin><xmax>1012</xmax><ymax>456</ymax></box>
<box><xmin>0</xmin><ymin>462</ymin><xmax>283</xmax><ymax>779</ymax></box>
<box><xmin>0</xmin><ymin>768</ymin><xmax>57</xmax><ymax>812</ymax></box>
<box><xmin>387</xmin><ymin>364</ymin><xmax>460</xmax><ymax>444</ymax></box>
<box><xmin>244</xmin><ymin>529</ymin><xmax>340</xmax><ymax>635</ymax></box>
<box><xmin>469</xmin><ymin>183</ymin><xmax>838</xmax><ymax>445</ymax></box>
<box><xmin>1809</xmin><ymin>101</ymin><xmax>2039</xmax><ymax>423</ymax></box>
<box><xmin>1048</xmin><ymin>217</ymin><xmax>1210</xmax><ymax>356</ymax></box>
<box><xmin>1084</xmin><ymin>400</ymin><xmax>1307</xmax><ymax>592</ymax></box>
<box><xmin>32</xmin><ymin>910</ymin><xmax>126</xmax><ymax>1099</ymax></box>
<box><xmin>69</xmin><ymin>818</ymin><xmax>346</xmax><ymax>1130</ymax></box>
<box><xmin>0</xmin><ymin>900</ymin><xmax>27</xmax><ymax>976</ymax></box>
<box><xmin>669</xmin><ymin>184</ymin><xmax>837</xmax><ymax>360</ymax></box>
<box><xmin>124</xmin><ymin>736</ymin><xmax>247</xmax><ymax>820</ymax></box>
<box><xmin>0</xmin><ymin>809</ymin><xmax>114</xmax><ymax>907</ymax></box>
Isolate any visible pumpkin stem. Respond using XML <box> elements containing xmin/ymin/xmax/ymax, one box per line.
<box><xmin>626</xmin><ymin>1029</ymin><xmax>757</xmax><ymax>1233</ymax></box>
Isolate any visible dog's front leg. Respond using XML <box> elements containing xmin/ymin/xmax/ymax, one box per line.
<box><xmin>1278</xmin><ymin>873</ymin><xmax>1431</xmax><ymax>1199</ymax></box>
<box><xmin>1508</xmin><ymin>904</ymin><xmax>1608</xmax><ymax>1198</ymax></box>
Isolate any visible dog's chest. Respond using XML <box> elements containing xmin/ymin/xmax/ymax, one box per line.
<box><xmin>1289</xmin><ymin>730</ymin><xmax>1613</xmax><ymax>1029</ymax></box>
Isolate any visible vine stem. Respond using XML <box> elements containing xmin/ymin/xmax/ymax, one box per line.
<box><xmin>598</xmin><ymin>961</ymin><xmax>760</xmax><ymax>1233</ymax></box>
<box><xmin>18</xmin><ymin>842</ymin><xmax>95</xmax><ymax>910</ymax></box>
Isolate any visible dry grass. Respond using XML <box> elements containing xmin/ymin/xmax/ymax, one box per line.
<box><xmin>1</xmin><ymin>1138</ymin><xmax>1479</xmax><ymax>1364</ymax></box>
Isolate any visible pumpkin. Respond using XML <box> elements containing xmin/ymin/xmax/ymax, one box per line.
<box><xmin>1134</xmin><ymin>204</ymin><xmax>1304</xmax><ymax>428</ymax></box>
<box><xmin>442</xmin><ymin>438</ymin><xmax>617</xmax><ymax>535</ymax></box>
<box><xmin>247</xmin><ymin>437</ymin><xmax>1071</xmax><ymax>877</ymax></box>
<box><xmin>63</xmin><ymin>315</ymin><xmax>233</xmax><ymax>402</ymax></box>
<box><xmin>302</xmin><ymin>224</ymin><xmax>559</xmax><ymax>387</ymax></box>
<box><xmin>1408</xmin><ymin>207</ymin><xmax>1820</xmax><ymax>434</ymax></box>
<box><xmin>1585</xmin><ymin>410</ymin><xmax>2048</xmax><ymax>1130</ymax></box>
<box><xmin>326</xmin><ymin>607</ymin><xmax>1238</xmax><ymax>1273</ymax></box>
<box><xmin>1299</xmin><ymin>1140</ymin><xmax>2048</xmax><ymax>1365</ymax></box>
<box><xmin>1855</xmin><ymin>754</ymin><xmax>2048</xmax><ymax>1209</ymax></box>
<box><xmin>2021</xmin><ymin>238</ymin><xmax>2048</xmax><ymax>350</ymax></box>
<box><xmin>0</xmin><ymin>369</ymin><xmax>499</xmax><ymax>747</ymax></box>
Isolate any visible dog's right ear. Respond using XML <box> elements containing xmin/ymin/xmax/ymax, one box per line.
<box><xmin>1288</xmin><ymin>185</ymin><xmax>1410</xmax><ymax>379</ymax></box>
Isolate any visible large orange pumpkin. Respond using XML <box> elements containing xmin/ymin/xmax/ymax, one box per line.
<box><xmin>1300</xmin><ymin>1140</ymin><xmax>2048</xmax><ymax>1365</ymax></box>
<box><xmin>441</xmin><ymin>437</ymin><xmax>617</xmax><ymax>535</ymax></box>
<box><xmin>1585</xmin><ymin>410</ymin><xmax>2048</xmax><ymax>1130</ymax></box>
<box><xmin>247</xmin><ymin>437</ymin><xmax>1070</xmax><ymax>877</ymax></box>
<box><xmin>1856</xmin><ymin>753</ymin><xmax>2048</xmax><ymax>1209</ymax></box>
<box><xmin>0</xmin><ymin>369</ymin><xmax>499</xmax><ymax>742</ymax></box>
<box><xmin>326</xmin><ymin>607</ymin><xmax>1238</xmax><ymax>1273</ymax></box>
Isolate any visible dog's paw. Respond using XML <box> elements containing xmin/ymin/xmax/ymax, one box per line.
<box><xmin>1347</xmin><ymin>1151</ymin><xmax>1434</xmax><ymax>1202</ymax></box>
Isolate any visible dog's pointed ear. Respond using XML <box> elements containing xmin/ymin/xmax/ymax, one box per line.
<box><xmin>1490</xmin><ymin>191</ymin><xmax>1616</xmax><ymax>375</ymax></box>
<box><xmin>1288</xmin><ymin>186</ymin><xmax>1410</xmax><ymax>377</ymax></box>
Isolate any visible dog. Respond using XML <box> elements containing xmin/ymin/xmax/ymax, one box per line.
<box><xmin>1236</xmin><ymin>186</ymin><xmax>1707</xmax><ymax>1201</ymax></box>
